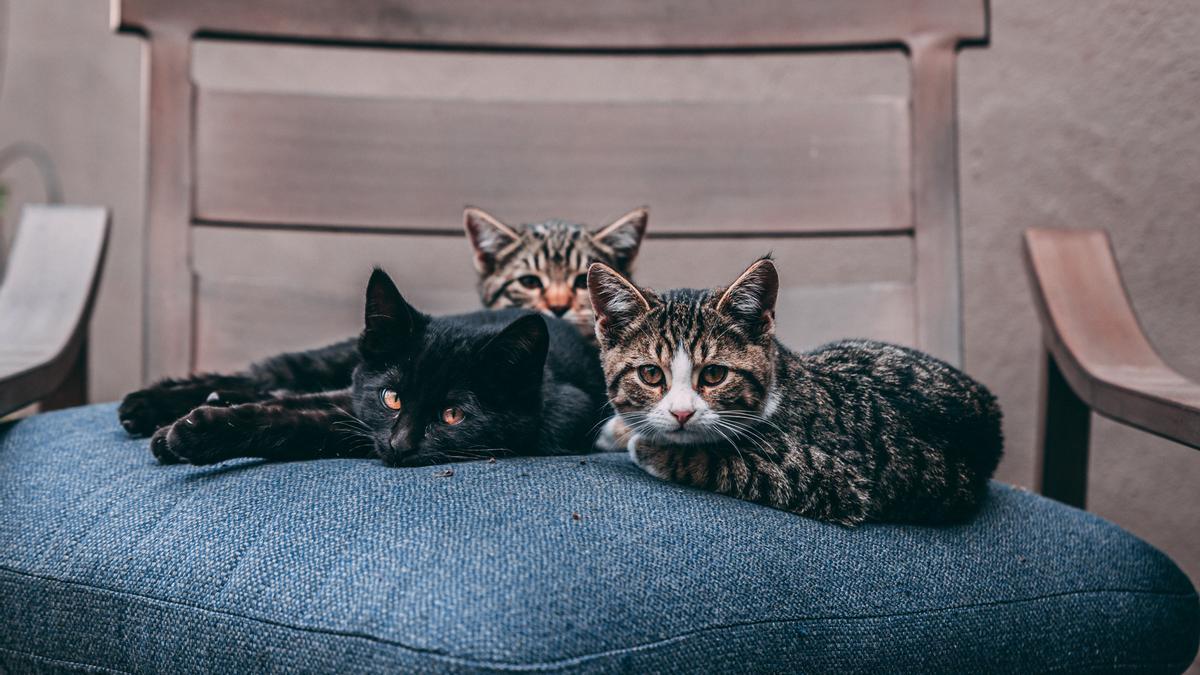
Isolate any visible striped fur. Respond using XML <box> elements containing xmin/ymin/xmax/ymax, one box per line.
<box><xmin>464</xmin><ymin>207</ymin><xmax>647</xmax><ymax>339</ymax></box>
<box><xmin>588</xmin><ymin>258</ymin><xmax>1004</xmax><ymax>526</ymax></box>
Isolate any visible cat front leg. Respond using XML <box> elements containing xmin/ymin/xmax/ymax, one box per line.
<box><xmin>149</xmin><ymin>391</ymin><xmax>372</xmax><ymax>465</ymax></box>
<box><xmin>595</xmin><ymin>416</ymin><xmax>633</xmax><ymax>453</ymax></box>
<box><xmin>119</xmin><ymin>339</ymin><xmax>360</xmax><ymax>437</ymax></box>
<box><xmin>629</xmin><ymin>437</ymin><xmax>872</xmax><ymax>527</ymax></box>
<box><xmin>119</xmin><ymin>374</ymin><xmax>270</xmax><ymax>437</ymax></box>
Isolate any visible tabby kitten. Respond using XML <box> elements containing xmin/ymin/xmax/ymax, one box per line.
<box><xmin>588</xmin><ymin>258</ymin><xmax>1003</xmax><ymax>526</ymax></box>
<box><xmin>145</xmin><ymin>269</ymin><xmax>607</xmax><ymax>466</ymax></box>
<box><xmin>118</xmin><ymin>207</ymin><xmax>641</xmax><ymax>438</ymax></box>
<box><xmin>464</xmin><ymin>206</ymin><xmax>648</xmax><ymax>337</ymax></box>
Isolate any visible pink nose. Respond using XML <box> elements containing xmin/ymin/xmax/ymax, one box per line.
<box><xmin>671</xmin><ymin>410</ymin><xmax>694</xmax><ymax>425</ymax></box>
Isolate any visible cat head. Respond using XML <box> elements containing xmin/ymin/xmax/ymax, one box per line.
<box><xmin>353</xmin><ymin>268</ymin><xmax>549</xmax><ymax>466</ymax></box>
<box><xmin>463</xmin><ymin>206</ymin><xmax>648</xmax><ymax>336</ymax></box>
<box><xmin>587</xmin><ymin>257</ymin><xmax>779</xmax><ymax>446</ymax></box>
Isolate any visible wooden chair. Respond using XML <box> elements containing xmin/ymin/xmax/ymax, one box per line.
<box><xmin>113</xmin><ymin>0</ymin><xmax>986</xmax><ymax>381</ymax></box>
<box><xmin>1</xmin><ymin>3</ymin><xmax>1196</xmax><ymax>672</ymax></box>
<box><xmin>0</xmin><ymin>205</ymin><xmax>110</xmax><ymax>417</ymax></box>
<box><xmin>1025</xmin><ymin>229</ymin><xmax>1200</xmax><ymax>508</ymax></box>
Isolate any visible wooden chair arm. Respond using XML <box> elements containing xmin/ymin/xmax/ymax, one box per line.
<box><xmin>1023</xmin><ymin>227</ymin><xmax>1200</xmax><ymax>507</ymax></box>
<box><xmin>0</xmin><ymin>205</ymin><xmax>110</xmax><ymax>417</ymax></box>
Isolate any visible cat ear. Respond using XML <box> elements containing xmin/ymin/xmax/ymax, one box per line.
<box><xmin>591</xmin><ymin>207</ymin><xmax>648</xmax><ymax>270</ymax></box>
<box><xmin>716</xmin><ymin>257</ymin><xmax>778</xmax><ymax>335</ymax></box>
<box><xmin>360</xmin><ymin>268</ymin><xmax>422</xmax><ymax>359</ymax></box>
<box><xmin>464</xmin><ymin>206</ymin><xmax>521</xmax><ymax>274</ymax></box>
<box><xmin>587</xmin><ymin>262</ymin><xmax>651</xmax><ymax>345</ymax></box>
<box><xmin>480</xmin><ymin>313</ymin><xmax>549</xmax><ymax>391</ymax></box>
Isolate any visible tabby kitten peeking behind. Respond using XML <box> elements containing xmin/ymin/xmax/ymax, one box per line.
<box><xmin>464</xmin><ymin>206</ymin><xmax>648</xmax><ymax>338</ymax></box>
<box><xmin>144</xmin><ymin>269</ymin><xmax>607</xmax><ymax>467</ymax></box>
<box><xmin>588</xmin><ymin>258</ymin><xmax>1003</xmax><ymax>526</ymax></box>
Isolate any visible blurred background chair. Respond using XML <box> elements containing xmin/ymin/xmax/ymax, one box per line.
<box><xmin>0</xmin><ymin>1</ymin><xmax>1195</xmax><ymax>672</ymax></box>
<box><xmin>0</xmin><ymin>205</ymin><xmax>108</xmax><ymax>417</ymax></box>
<box><xmin>1024</xmin><ymin>228</ymin><xmax>1200</xmax><ymax>507</ymax></box>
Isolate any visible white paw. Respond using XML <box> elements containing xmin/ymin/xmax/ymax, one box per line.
<box><xmin>627</xmin><ymin>435</ymin><xmax>671</xmax><ymax>480</ymax></box>
<box><xmin>594</xmin><ymin>416</ymin><xmax>624</xmax><ymax>452</ymax></box>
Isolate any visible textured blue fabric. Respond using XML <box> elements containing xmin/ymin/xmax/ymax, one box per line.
<box><xmin>0</xmin><ymin>404</ymin><xmax>1196</xmax><ymax>674</ymax></box>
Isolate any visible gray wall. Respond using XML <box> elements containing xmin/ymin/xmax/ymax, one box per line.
<box><xmin>1</xmin><ymin>0</ymin><xmax>1196</xmax><ymax>637</ymax></box>
<box><xmin>0</xmin><ymin>0</ymin><xmax>143</xmax><ymax>401</ymax></box>
<box><xmin>959</xmin><ymin>1</ymin><xmax>1200</xmax><ymax>600</ymax></box>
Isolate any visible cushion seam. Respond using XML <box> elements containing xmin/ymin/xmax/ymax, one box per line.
<box><xmin>1041</xmin><ymin>660</ymin><xmax>1196</xmax><ymax>674</ymax></box>
<box><xmin>2</xmin><ymin>564</ymin><xmax>1195</xmax><ymax>671</ymax></box>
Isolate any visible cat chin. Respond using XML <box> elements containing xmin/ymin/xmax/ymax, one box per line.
<box><xmin>635</xmin><ymin>426</ymin><xmax>723</xmax><ymax>448</ymax></box>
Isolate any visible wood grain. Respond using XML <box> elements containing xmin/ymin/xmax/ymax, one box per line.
<box><xmin>192</xmin><ymin>41</ymin><xmax>909</xmax><ymax>101</ymax></box>
<box><xmin>192</xmin><ymin>226</ymin><xmax>915</xmax><ymax>370</ymax></box>
<box><xmin>116</xmin><ymin>0</ymin><xmax>987</xmax><ymax>50</ymax></box>
<box><xmin>142</xmin><ymin>33</ymin><xmax>195</xmax><ymax>382</ymax></box>
<box><xmin>910</xmin><ymin>36</ymin><xmax>964</xmax><ymax>366</ymax></box>
<box><xmin>1024</xmin><ymin>227</ymin><xmax>1200</xmax><ymax>451</ymax></box>
<box><xmin>194</xmin><ymin>90</ymin><xmax>910</xmax><ymax>235</ymax></box>
<box><xmin>119</xmin><ymin>0</ymin><xmax>988</xmax><ymax>380</ymax></box>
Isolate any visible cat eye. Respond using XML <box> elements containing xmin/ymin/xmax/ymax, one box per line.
<box><xmin>441</xmin><ymin>406</ymin><xmax>466</xmax><ymax>425</ymax></box>
<box><xmin>518</xmin><ymin>275</ymin><xmax>543</xmax><ymax>290</ymax></box>
<box><xmin>573</xmin><ymin>274</ymin><xmax>589</xmax><ymax>290</ymax></box>
<box><xmin>700</xmin><ymin>365</ymin><xmax>728</xmax><ymax>387</ymax></box>
<box><xmin>637</xmin><ymin>365</ymin><xmax>664</xmax><ymax>386</ymax></box>
<box><xmin>379</xmin><ymin>388</ymin><xmax>403</xmax><ymax>411</ymax></box>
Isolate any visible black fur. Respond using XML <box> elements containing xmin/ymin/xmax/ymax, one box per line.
<box><xmin>117</xmin><ymin>340</ymin><xmax>358</xmax><ymax>437</ymax></box>
<box><xmin>128</xmin><ymin>269</ymin><xmax>607</xmax><ymax>467</ymax></box>
<box><xmin>353</xmin><ymin>269</ymin><xmax>607</xmax><ymax>466</ymax></box>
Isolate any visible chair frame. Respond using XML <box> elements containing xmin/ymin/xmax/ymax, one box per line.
<box><xmin>112</xmin><ymin>0</ymin><xmax>990</xmax><ymax>381</ymax></box>
<box><xmin>0</xmin><ymin>205</ymin><xmax>110</xmax><ymax>417</ymax></box>
<box><xmin>1024</xmin><ymin>228</ymin><xmax>1200</xmax><ymax>508</ymax></box>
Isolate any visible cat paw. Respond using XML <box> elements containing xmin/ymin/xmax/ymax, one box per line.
<box><xmin>828</xmin><ymin>504</ymin><xmax>870</xmax><ymax>528</ymax></box>
<box><xmin>118</xmin><ymin>388</ymin><xmax>190</xmax><ymax>437</ymax></box>
<box><xmin>148</xmin><ymin>405</ymin><xmax>250</xmax><ymax>465</ymax></box>
<box><xmin>594</xmin><ymin>416</ymin><xmax>631</xmax><ymax>453</ymax></box>
<box><xmin>203</xmin><ymin>389</ymin><xmax>269</xmax><ymax>407</ymax></box>
<box><xmin>820</xmin><ymin>480</ymin><xmax>872</xmax><ymax>527</ymax></box>
<box><xmin>119</xmin><ymin>383</ymin><xmax>266</xmax><ymax>437</ymax></box>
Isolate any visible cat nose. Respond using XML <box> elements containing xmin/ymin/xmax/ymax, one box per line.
<box><xmin>548</xmin><ymin>305</ymin><xmax>570</xmax><ymax>317</ymax></box>
<box><xmin>671</xmin><ymin>410</ymin><xmax>694</xmax><ymax>425</ymax></box>
<box><xmin>389</xmin><ymin>426</ymin><xmax>416</xmax><ymax>454</ymax></box>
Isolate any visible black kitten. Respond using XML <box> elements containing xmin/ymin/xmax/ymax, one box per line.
<box><xmin>352</xmin><ymin>268</ymin><xmax>607</xmax><ymax>466</ymax></box>
<box><xmin>141</xmin><ymin>269</ymin><xmax>607</xmax><ymax>466</ymax></box>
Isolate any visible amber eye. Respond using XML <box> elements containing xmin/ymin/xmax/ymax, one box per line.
<box><xmin>379</xmin><ymin>388</ymin><xmax>402</xmax><ymax>411</ymax></box>
<box><xmin>441</xmin><ymin>406</ymin><xmax>466</xmax><ymax>425</ymax></box>
<box><xmin>700</xmin><ymin>365</ymin><xmax>728</xmax><ymax>387</ymax></box>
<box><xmin>573</xmin><ymin>274</ymin><xmax>589</xmax><ymax>289</ymax></box>
<box><xmin>518</xmin><ymin>275</ymin><xmax>543</xmax><ymax>290</ymax></box>
<box><xmin>637</xmin><ymin>365</ymin><xmax>664</xmax><ymax>386</ymax></box>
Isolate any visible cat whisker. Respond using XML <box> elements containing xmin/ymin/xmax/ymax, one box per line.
<box><xmin>705</xmin><ymin>423</ymin><xmax>748</xmax><ymax>467</ymax></box>
<box><xmin>717</xmin><ymin>410</ymin><xmax>788</xmax><ymax>438</ymax></box>
<box><xmin>716</xmin><ymin>423</ymin><xmax>773</xmax><ymax>460</ymax></box>
<box><xmin>714</xmin><ymin>417</ymin><xmax>776</xmax><ymax>455</ymax></box>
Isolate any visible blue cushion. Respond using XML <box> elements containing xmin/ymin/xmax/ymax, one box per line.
<box><xmin>1</xmin><ymin>404</ymin><xmax>1196</xmax><ymax>673</ymax></box>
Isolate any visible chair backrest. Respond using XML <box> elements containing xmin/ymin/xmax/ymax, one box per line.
<box><xmin>115</xmin><ymin>0</ymin><xmax>988</xmax><ymax>380</ymax></box>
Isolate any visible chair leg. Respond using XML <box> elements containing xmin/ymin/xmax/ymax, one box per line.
<box><xmin>42</xmin><ymin>340</ymin><xmax>89</xmax><ymax>411</ymax></box>
<box><xmin>1036</xmin><ymin>348</ymin><xmax>1091</xmax><ymax>508</ymax></box>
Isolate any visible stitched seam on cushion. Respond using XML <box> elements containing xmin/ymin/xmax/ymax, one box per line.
<box><xmin>0</xmin><ymin>645</ymin><xmax>132</xmax><ymax>674</ymax></box>
<box><xmin>1</xmin><ymin>565</ymin><xmax>1195</xmax><ymax>671</ymax></box>
<box><xmin>1042</xmin><ymin>661</ymin><xmax>1195</xmax><ymax>674</ymax></box>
